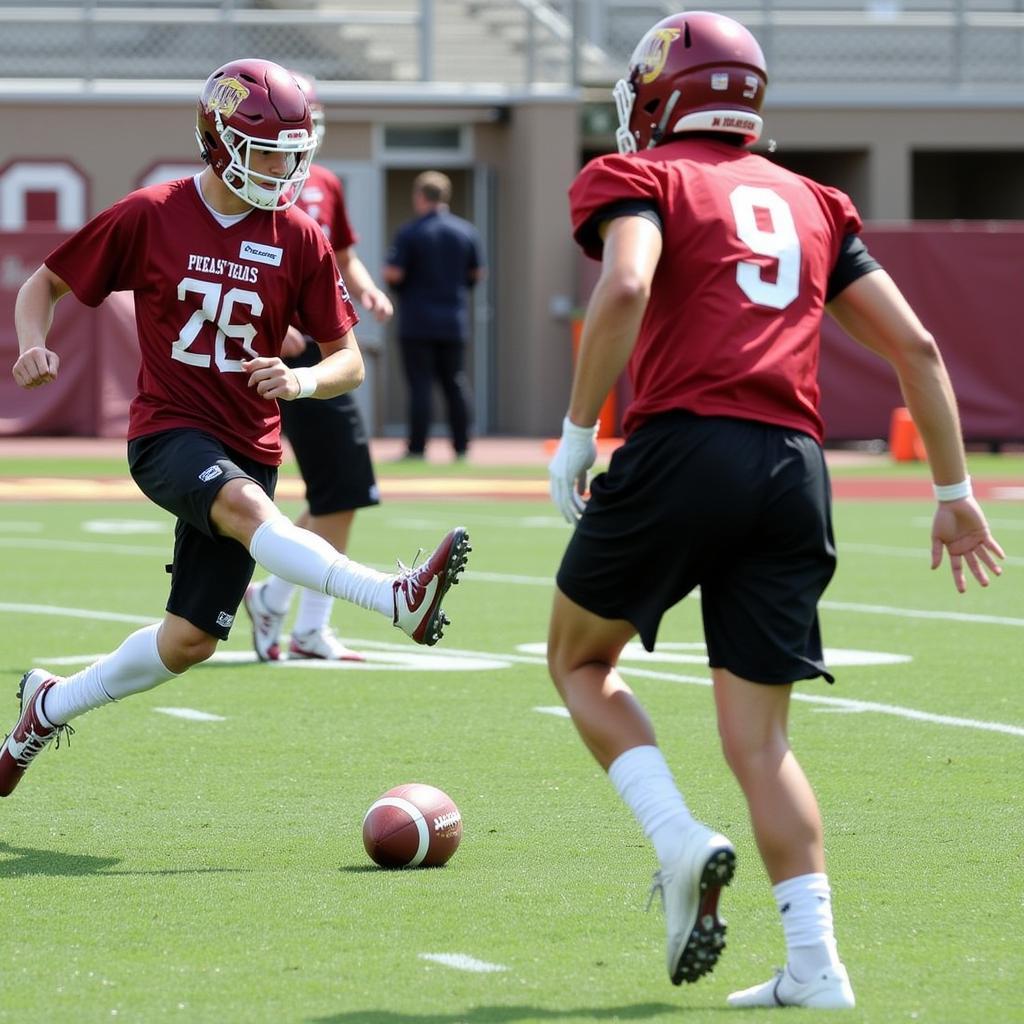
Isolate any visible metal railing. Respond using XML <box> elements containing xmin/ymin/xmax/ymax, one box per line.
<box><xmin>1</xmin><ymin>1</ymin><xmax>1022</xmax><ymax>92</ymax></box>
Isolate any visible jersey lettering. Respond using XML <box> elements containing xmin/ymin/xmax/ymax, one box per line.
<box><xmin>172</xmin><ymin>277</ymin><xmax>261</xmax><ymax>370</ymax></box>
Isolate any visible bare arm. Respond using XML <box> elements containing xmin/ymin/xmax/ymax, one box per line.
<box><xmin>567</xmin><ymin>215</ymin><xmax>662</xmax><ymax>426</ymax></box>
<box><xmin>243</xmin><ymin>328</ymin><xmax>365</xmax><ymax>402</ymax></box>
<box><xmin>336</xmin><ymin>246</ymin><xmax>393</xmax><ymax>322</ymax></box>
<box><xmin>827</xmin><ymin>269</ymin><xmax>1004</xmax><ymax>591</ymax></box>
<box><xmin>12</xmin><ymin>266</ymin><xmax>71</xmax><ymax>388</ymax></box>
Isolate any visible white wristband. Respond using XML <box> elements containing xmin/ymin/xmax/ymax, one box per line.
<box><xmin>933</xmin><ymin>477</ymin><xmax>972</xmax><ymax>502</ymax></box>
<box><xmin>293</xmin><ymin>366</ymin><xmax>317</xmax><ymax>399</ymax></box>
<box><xmin>563</xmin><ymin>415</ymin><xmax>597</xmax><ymax>440</ymax></box>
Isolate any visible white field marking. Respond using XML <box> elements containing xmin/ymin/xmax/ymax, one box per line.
<box><xmin>912</xmin><ymin>516</ymin><xmax>1024</xmax><ymax>531</ymax></box>
<box><xmin>419</xmin><ymin>953</ymin><xmax>509</xmax><ymax>974</ymax></box>
<box><xmin>0</xmin><ymin>603</ymin><xmax>158</xmax><ymax>626</ymax></box>
<box><xmin>818</xmin><ymin>599</ymin><xmax>1024</xmax><ymax>628</ymax></box>
<box><xmin>153</xmin><ymin>707</ymin><xmax>225</xmax><ymax>722</ymax></box>
<box><xmin>38</xmin><ymin>647</ymin><xmax>510</xmax><ymax>674</ymax></box>
<box><xmin>812</xmin><ymin>707</ymin><xmax>869</xmax><ymax>714</ymax></box>
<box><xmin>0</xmin><ymin>537</ymin><xmax>168</xmax><ymax>556</ymax></box>
<box><xmin>0</xmin><ymin>521</ymin><xmax>43</xmax><ymax>532</ymax></box>
<box><xmin>992</xmin><ymin>487</ymin><xmax>1024</xmax><ymax>500</ymax></box>
<box><xmin>386</xmin><ymin>514</ymin><xmax>564</xmax><ymax>530</ymax></box>
<box><xmin>1</xmin><ymin>550</ymin><xmax>1020</xmax><ymax>632</ymax></box>
<box><xmin>5</xmin><ymin>605</ymin><xmax>1024</xmax><ymax>738</ymax></box>
<box><xmin>841</xmin><ymin>541</ymin><xmax>1024</xmax><ymax>568</ymax></box>
<box><xmin>206</xmin><ymin>649</ymin><xmax>509</xmax><ymax>673</ymax></box>
<box><xmin>82</xmin><ymin>519</ymin><xmax>169</xmax><ymax>535</ymax></box>
<box><xmin>515</xmin><ymin>641</ymin><xmax>912</xmax><ymax>667</ymax></box>
<box><xmin>534</xmin><ymin>706</ymin><xmax>571</xmax><ymax>718</ymax></box>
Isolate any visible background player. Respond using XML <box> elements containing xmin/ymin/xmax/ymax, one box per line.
<box><xmin>244</xmin><ymin>69</ymin><xmax>394</xmax><ymax>664</ymax></box>
<box><xmin>546</xmin><ymin>11</ymin><xmax>1003</xmax><ymax>1010</ymax></box>
<box><xmin>3</xmin><ymin>58</ymin><xmax>470</xmax><ymax>799</ymax></box>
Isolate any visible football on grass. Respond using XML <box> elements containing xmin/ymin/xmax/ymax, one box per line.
<box><xmin>362</xmin><ymin>783</ymin><xmax>462</xmax><ymax>868</ymax></box>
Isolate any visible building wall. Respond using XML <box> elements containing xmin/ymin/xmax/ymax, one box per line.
<box><xmin>2</xmin><ymin>97</ymin><xmax>1021</xmax><ymax>437</ymax></box>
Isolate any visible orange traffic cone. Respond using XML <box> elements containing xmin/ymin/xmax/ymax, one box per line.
<box><xmin>889</xmin><ymin>406</ymin><xmax>925</xmax><ymax>462</ymax></box>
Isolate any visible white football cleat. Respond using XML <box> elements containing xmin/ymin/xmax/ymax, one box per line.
<box><xmin>243</xmin><ymin>581</ymin><xmax>285</xmax><ymax>662</ymax></box>
<box><xmin>727</xmin><ymin>963</ymin><xmax>856</xmax><ymax>1009</ymax></box>
<box><xmin>649</xmin><ymin>824</ymin><xmax>736</xmax><ymax>985</ymax></box>
<box><xmin>288</xmin><ymin>627</ymin><xmax>366</xmax><ymax>662</ymax></box>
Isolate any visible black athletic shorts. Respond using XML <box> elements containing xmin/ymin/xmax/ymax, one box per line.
<box><xmin>128</xmin><ymin>428</ymin><xmax>277</xmax><ymax>641</ymax></box>
<box><xmin>556</xmin><ymin>411</ymin><xmax>837</xmax><ymax>685</ymax></box>
<box><xmin>280</xmin><ymin>341</ymin><xmax>380</xmax><ymax>515</ymax></box>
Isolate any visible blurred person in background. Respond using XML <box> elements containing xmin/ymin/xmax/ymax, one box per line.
<box><xmin>546</xmin><ymin>11</ymin><xmax>1004</xmax><ymax>1010</ymax></box>
<box><xmin>4</xmin><ymin>58</ymin><xmax>470</xmax><ymax>800</ymax></box>
<box><xmin>383</xmin><ymin>171</ymin><xmax>484</xmax><ymax>462</ymax></box>
<box><xmin>243</xmin><ymin>69</ymin><xmax>394</xmax><ymax>664</ymax></box>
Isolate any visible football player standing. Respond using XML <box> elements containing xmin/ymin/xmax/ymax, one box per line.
<box><xmin>4</xmin><ymin>58</ymin><xmax>470</xmax><ymax>798</ymax></box>
<box><xmin>546</xmin><ymin>11</ymin><xmax>1003</xmax><ymax>1010</ymax></box>
<box><xmin>243</xmin><ymin>69</ymin><xmax>393</xmax><ymax>664</ymax></box>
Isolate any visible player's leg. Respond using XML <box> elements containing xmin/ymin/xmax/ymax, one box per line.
<box><xmin>214</xmin><ymin>469</ymin><xmax>468</xmax><ymax>648</ymax></box>
<box><xmin>549</xmin><ymin>415</ymin><xmax>737</xmax><ymax>985</ymax></box>
<box><xmin>717</xmin><ymin>671</ymin><xmax>854</xmax><ymax>1010</ymax></box>
<box><xmin>433</xmin><ymin>339</ymin><xmax>471</xmax><ymax>458</ymax></box>
<box><xmin>0</xmin><ymin>477</ymin><xmax>235</xmax><ymax>797</ymax></box>
<box><xmin>398</xmin><ymin>335</ymin><xmax>432</xmax><ymax>457</ymax></box>
<box><xmin>254</xmin><ymin>391</ymin><xmax>379</xmax><ymax>661</ymax></box>
<box><xmin>698</xmin><ymin>427</ymin><xmax>854</xmax><ymax>1010</ymax></box>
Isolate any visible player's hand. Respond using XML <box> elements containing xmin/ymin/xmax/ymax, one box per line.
<box><xmin>280</xmin><ymin>326</ymin><xmax>307</xmax><ymax>359</ymax></box>
<box><xmin>931</xmin><ymin>496</ymin><xmax>1005</xmax><ymax>593</ymax></box>
<box><xmin>242</xmin><ymin>357</ymin><xmax>299</xmax><ymax>401</ymax></box>
<box><xmin>12</xmin><ymin>346</ymin><xmax>60</xmax><ymax>389</ymax></box>
<box><xmin>361</xmin><ymin>287</ymin><xmax>394</xmax><ymax>323</ymax></box>
<box><xmin>548</xmin><ymin>416</ymin><xmax>599</xmax><ymax>525</ymax></box>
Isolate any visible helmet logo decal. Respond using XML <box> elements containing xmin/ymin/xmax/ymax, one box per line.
<box><xmin>711</xmin><ymin>73</ymin><xmax>729</xmax><ymax>91</ymax></box>
<box><xmin>205</xmin><ymin>77</ymin><xmax>249</xmax><ymax>118</ymax></box>
<box><xmin>636</xmin><ymin>27</ymin><xmax>681</xmax><ymax>84</ymax></box>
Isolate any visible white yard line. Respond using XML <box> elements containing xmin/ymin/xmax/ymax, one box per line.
<box><xmin>153</xmin><ymin>707</ymin><xmax>225</xmax><ymax>722</ymax></box>
<box><xmin>418</xmin><ymin>953</ymin><xmax>509</xmax><ymax>973</ymax></box>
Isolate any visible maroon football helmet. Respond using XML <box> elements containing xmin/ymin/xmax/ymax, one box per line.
<box><xmin>613</xmin><ymin>11</ymin><xmax>767</xmax><ymax>153</ymax></box>
<box><xmin>195</xmin><ymin>58</ymin><xmax>316</xmax><ymax>210</ymax></box>
<box><xmin>290</xmin><ymin>70</ymin><xmax>326</xmax><ymax>149</ymax></box>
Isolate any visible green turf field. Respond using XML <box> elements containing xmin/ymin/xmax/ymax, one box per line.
<box><xmin>0</xmin><ymin>458</ymin><xmax>1021</xmax><ymax>1024</ymax></box>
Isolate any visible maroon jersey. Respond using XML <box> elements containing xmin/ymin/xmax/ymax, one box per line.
<box><xmin>295</xmin><ymin>163</ymin><xmax>357</xmax><ymax>250</ymax></box>
<box><xmin>570</xmin><ymin>138</ymin><xmax>862</xmax><ymax>443</ymax></box>
<box><xmin>46</xmin><ymin>177</ymin><xmax>358</xmax><ymax>464</ymax></box>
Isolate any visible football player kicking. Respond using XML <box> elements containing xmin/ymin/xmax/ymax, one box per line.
<box><xmin>4</xmin><ymin>58</ymin><xmax>470</xmax><ymax>798</ymax></box>
<box><xmin>546</xmin><ymin>11</ymin><xmax>1003</xmax><ymax>1011</ymax></box>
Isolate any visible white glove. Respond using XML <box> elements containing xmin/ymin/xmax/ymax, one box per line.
<box><xmin>548</xmin><ymin>416</ymin><xmax>599</xmax><ymax>524</ymax></box>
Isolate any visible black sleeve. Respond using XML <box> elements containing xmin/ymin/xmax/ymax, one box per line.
<box><xmin>575</xmin><ymin>198</ymin><xmax>663</xmax><ymax>257</ymax></box>
<box><xmin>827</xmin><ymin>233</ymin><xmax>882</xmax><ymax>302</ymax></box>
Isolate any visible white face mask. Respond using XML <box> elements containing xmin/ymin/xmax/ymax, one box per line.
<box><xmin>219</xmin><ymin>123</ymin><xmax>317</xmax><ymax>210</ymax></box>
<box><xmin>613</xmin><ymin>77</ymin><xmax>638</xmax><ymax>154</ymax></box>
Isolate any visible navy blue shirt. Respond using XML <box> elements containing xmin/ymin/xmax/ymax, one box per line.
<box><xmin>387</xmin><ymin>209</ymin><xmax>482</xmax><ymax>341</ymax></box>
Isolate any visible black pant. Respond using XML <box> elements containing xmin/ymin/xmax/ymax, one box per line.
<box><xmin>398</xmin><ymin>336</ymin><xmax>471</xmax><ymax>455</ymax></box>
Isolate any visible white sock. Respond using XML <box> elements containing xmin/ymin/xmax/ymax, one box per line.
<box><xmin>293</xmin><ymin>590</ymin><xmax>334</xmax><ymax>635</ymax></box>
<box><xmin>249</xmin><ymin>518</ymin><xmax>392</xmax><ymax>615</ymax></box>
<box><xmin>608</xmin><ymin>745</ymin><xmax>696</xmax><ymax>869</ymax></box>
<box><xmin>42</xmin><ymin>623</ymin><xmax>179</xmax><ymax>725</ymax></box>
<box><xmin>774</xmin><ymin>872</ymin><xmax>842</xmax><ymax>981</ymax></box>
<box><xmin>261</xmin><ymin>576</ymin><xmax>296</xmax><ymax>616</ymax></box>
